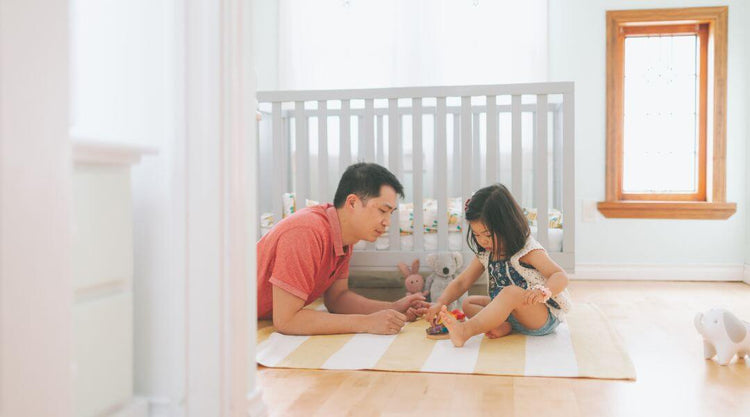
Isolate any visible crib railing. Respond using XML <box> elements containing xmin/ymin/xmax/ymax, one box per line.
<box><xmin>257</xmin><ymin>83</ymin><xmax>575</xmax><ymax>270</ymax></box>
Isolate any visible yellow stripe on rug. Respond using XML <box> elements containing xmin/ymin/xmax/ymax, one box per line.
<box><xmin>374</xmin><ymin>320</ymin><xmax>434</xmax><ymax>371</ymax></box>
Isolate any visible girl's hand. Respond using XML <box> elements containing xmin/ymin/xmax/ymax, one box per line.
<box><xmin>523</xmin><ymin>288</ymin><xmax>546</xmax><ymax>305</ymax></box>
<box><xmin>424</xmin><ymin>303</ymin><xmax>444</xmax><ymax>325</ymax></box>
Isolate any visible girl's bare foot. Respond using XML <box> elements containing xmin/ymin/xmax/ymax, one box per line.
<box><xmin>485</xmin><ymin>321</ymin><xmax>512</xmax><ymax>339</ymax></box>
<box><xmin>439</xmin><ymin>306</ymin><xmax>470</xmax><ymax>347</ymax></box>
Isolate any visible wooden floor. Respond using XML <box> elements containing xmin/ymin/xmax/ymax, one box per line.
<box><xmin>257</xmin><ymin>281</ymin><xmax>750</xmax><ymax>417</ymax></box>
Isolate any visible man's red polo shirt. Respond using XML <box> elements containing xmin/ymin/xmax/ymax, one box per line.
<box><xmin>256</xmin><ymin>204</ymin><xmax>352</xmax><ymax>319</ymax></box>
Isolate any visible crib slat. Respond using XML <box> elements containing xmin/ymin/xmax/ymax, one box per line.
<box><xmin>553</xmin><ymin>103</ymin><xmax>563</xmax><ymax>210</ymax></box>
<box><xmin>563</xmin><ymin>91</ymin><xmax>575</xmax><ymax>256</ymax></box>
<box><xmin>364</xmin><ymin>99</ymin><xmax>375</xmax><ymax>162</ymax></box>
<box><xmin>511</xmin><ymin>95</ymin><xmax>522</xmax><ymax>203</ymax></box>
<box><xmin>272</xmin><ymin>102</ymin><xmax>284</xmax><ymax>222</ymax></box>
<box><xmin>295</xmin><ymin>101</ymin><xmax>309</xmax><ymax>206</ymax></box>
<box><xmin>377</xmin><ymin>115</ymin><xmax>384</xmax><ymax>165</ymax></box>
<box><xmin>388</xmin><ymin>98</ymin><xmax>401</xmax><ymax>251</ymax></box>
<box><xmin>362</xmin><ymin>100</ymin><xmax>376</xmax><ymax>251</ymax></box>
<box><xmin>535</xmin><ymin>95</ymin><xmax>549</xmax><ymax>249</ymax></box>
<box><xmin>452</xmin><ymin>113</ymin><xmax>460</xmax><ymax>197</ymax></box>
<box><xmin>339</xmin><ymin>100</ymin><xmax>351</xmax><ymax>175</ymax></box>
<box><xmin>318</xmin><ymin>100</ymin><xmax>328</xmax><ymax>202</ymax></box>
<box><xmin>412</xmin><ymin>98</ymin><xmax>424</xmax><ymax>252</ymax></box>
<box><xmin>486</xmin><ymin>95</ymin><xmax>498</xmax><ymax>184</ymax></box>
<box><xmin>472</xmin><ymin>112</ymin><xmax>481</xmax><ymax>191</ymax></box>
<box><xmin>436</xmin><ymin>97</ymin><xmax>448</xmax><ymax>251</ymax></box>
<box><xmin>461</xmin><ymin>96</ymin><xmax>472</xmax><ymax>251</ymax></box>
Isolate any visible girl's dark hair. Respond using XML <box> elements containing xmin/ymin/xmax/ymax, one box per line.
<box><xmin>333</xmin><ymin>162</ymin><xmax>404</xmax><ymax>208</ymax></box>
<box><xmin>464</xmin><ymin>184</ymin><xmax>529</xmax><ymax>259</ymax></box>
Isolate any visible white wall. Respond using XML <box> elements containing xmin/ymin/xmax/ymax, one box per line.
<box><xmin>253</xmin><ymin>1</ymin><xmax>279</xmax><ymax>91</ymax></box>
<box><xmin>73</xmin><ymin>1</ymin><xmax>264</xmax><ymax>414</ymax></box>
<box><xmin>71</xmin><ymin>0</ymin><xmax>186</xmax><ymax>413</ymax></box>
<box><xmin>746</xmin><ymin>19</ymin><xmax>750</xmax><ymax>282</ymax></box>
<box><xmin>0</xmin><ymin>1</ymin><xmax>72</xmax><ymax>416</ymax></box>
<box><xmin>275</xmin><ymin>0</ymin><xmax>548</xmax><ymax>90</ymax></box>
<box><xmin>549</xmin><ymin>0</ymin><xmax>749</xmax><ymax>266</ymax></box>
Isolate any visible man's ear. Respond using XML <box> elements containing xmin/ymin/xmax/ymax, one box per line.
<box><xmin>345</xmin><ymin>194</ymin><xmax>360</xmax><ymax>209</ymax></box>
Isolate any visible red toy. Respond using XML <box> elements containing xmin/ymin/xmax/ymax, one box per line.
<box><xmin>426</xmin><ymin>309</ymin><xmax>465</xmax><ymax>340</ymax></box>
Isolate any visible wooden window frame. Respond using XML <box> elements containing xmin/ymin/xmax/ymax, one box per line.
<box><xmin>598</xmin><ymin>7</ymin><xmax>736</xmax><ymax>220</ymax></box>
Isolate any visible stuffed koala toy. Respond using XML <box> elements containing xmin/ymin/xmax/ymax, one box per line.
<box><xmin>425</xmin><ymin>251</ymin><xmax>466</xmax><ymax>310</ymax></box>
<box><xmin>399</xmin><ymin>259</ymin><xmax>428</xmax><ymax>297</ymax></box>
<box><xmin>694</xmin><ymin>308</ymin><xmax>750</xmax><ymax>365</ymax></box>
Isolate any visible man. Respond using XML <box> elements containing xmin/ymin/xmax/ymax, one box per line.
<box><xmin>257</xmin><ymin>162</ymin><xmax>429</xmax><ymax>335</ymax></box>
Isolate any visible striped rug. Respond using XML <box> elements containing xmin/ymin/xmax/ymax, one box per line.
<box><xmin>256</xmin><ymin>302</ymin><xmax>635</xmax><ymax>380</ymax></box>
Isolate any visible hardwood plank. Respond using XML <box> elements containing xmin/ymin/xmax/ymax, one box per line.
<box><xmin>258</xmin><ymin>281</ymin><xmax>750</xmax><ymax>416</ymax></box>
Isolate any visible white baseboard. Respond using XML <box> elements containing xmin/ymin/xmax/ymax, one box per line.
<box><xmin>744</xmin><ymin>264</ymin><xmax>750</xmax><ymax>285</ymax></box>
<box><xmin>571</xmin><ymin>264</ymin><xmax>746</xmax><ymax>281</ymax></box>
<box><xmin>108</xmin><ymin>398</ymin><xmax>149</xmax><ymax>417</ymax></box>
<box><xmin>146</xmin><ymin>396</ymin><xmax>181</xmax><ymax>417</ymax></box>
<box><xmin>247</xmin><ymin>388</ymin><xmax>267</xmax><ymax>417</ymax></box>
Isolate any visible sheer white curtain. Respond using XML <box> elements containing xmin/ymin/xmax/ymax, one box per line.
<box><xmin>278</xmin><ymin>0</ymin><xmax>548</xmax><ymax>89</ymax></box>
<box><xmin>261</xmin><ymin>0</ymin><xmax>550</xmax><ymax>211</ymax></box>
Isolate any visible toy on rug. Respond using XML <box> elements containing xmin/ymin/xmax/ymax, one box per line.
<box><xmin>694</xmin><ymin>308</ymin><xmax>750</xmax><ymax>365</ymax></box>
<box><xmin>424</xmin><ymin>252</ymin><xmax>467</xmax><ymax>309</ymax></box>
<box><xmin>398</xmin><ymin>259</ymin><xmax>428</xmax><ymax>297</ymax></box>
<box><xmin>425</xmin><ymin>309</ymin><xmax>466</xmax><ymax>340</ymax></box>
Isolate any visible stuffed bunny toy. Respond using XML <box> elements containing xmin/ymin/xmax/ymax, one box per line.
<box><xmin>425</xmin><ymin>251</ymin><xmax>466</xmax><ymax>310</ymax></box>
<box><xmin>694</xmin><ymin>308</ymin><xmax>750</xmax><ymax>365</ymax></box>
<box><xmin>398</xmin><ymin>259</ymin><xmax>428</xmax><ymax>297</ymax></box>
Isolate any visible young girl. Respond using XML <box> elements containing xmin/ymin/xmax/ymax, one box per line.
<box><xmin>424</xmin><ymin>184</ymin><xmax>572</xmax><ymax>347</ymax></box>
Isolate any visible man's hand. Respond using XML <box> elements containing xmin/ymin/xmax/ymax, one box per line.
<box><xmin>392</xmin><ymin>293</ymin><xmax>430</xmax><ymax>321</ymax></box>
<box><xmin>363</xmin><ymin>309</ymin><xmax>407</xmax><ymax>335</ymax></box>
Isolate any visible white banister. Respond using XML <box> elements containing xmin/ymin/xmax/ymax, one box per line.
<box><xmin>535</xmin><ymin>95</ymin><xmax>549</xmax><ymax>249</ymax></box>
<box><xmin>563</xmin><ymin>91</ymin><xmax>575</xmax><ymax>255</ymax></box>
<box><xmin>256</xmin><ymin>82</ymin><xmax>576</xmax><ymax>271</ymax></box>
<box><xmin>388</xmin><ymin>98</ymin><xmax>401</xmax><ymax>250</ymax></box>
<box><xmin>460</xmin><ymin>96</ymin><xmax>472</xmax><ymax>251</ymax></box>
<box><xmin>294</xmin><ymin>101</ymin><xmax>309</xmax><ymax>205</ymax></box>
<box><xmin>272</xmin><ymin>102</ymin><xmax>284</xmax><ymax>222</ymax></box>
<box><xmin>258</xmin><ymin>82</ymin><xmax>576</xmax><ymax>102</ymax></box>
<box><xmin>318</xmin><ymin>100</ymin><xmax>328</xmax><ymax>202</ymax></box>
<box><xmin>451</xmin><ymin>113</ymin><xmax>460</xmax><ymax>197</ymax></box>
<box><xmin>436</xmin><ymin>97</ymin><xmax>448</xmax><ymax>251</ymax></box>
<box><xmin>472</xmin><ymin>112</ymin><xmax>481</xmax><ymax>191</ymax></box>
<box><xmin>553</xmin><ymin>104</ymin><xmax>563</xmax><ymax>210</ymax></box>
<box><xmin>511</xmin><ymin>94</ymin><xmax>523</xmax><ymax>202</ymax></box>
<box><xmin>340</xmin><ymin>100</ymin><xmax>351</xmax><ymax>171</ymax></box>
<box><xmin>413</xmin><ymin>98</ymin><xmax>424</xmax><ymax>252</ymax></box>
<box><xmin>364</xmin><ymin>99</ymin><xmax>375</xmax><ymax>161</ymax></box>
<box><xmin>376</xmin><ymin>115</ymin><xmax>384</xmax><ymax>164</ymax></box>
<box><xmin>486</xmin><ymin>95</ymin><xmax>498</xmax><ymax>184</ymax></box>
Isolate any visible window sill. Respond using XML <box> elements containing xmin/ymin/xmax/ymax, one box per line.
<box><xmin>597</xmin><ymin>201</ymin><xmax>737</xmax><ymax>220</ymax></box>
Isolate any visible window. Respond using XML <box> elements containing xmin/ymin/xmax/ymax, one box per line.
<box><xmin>598</xmin><ymin>7</ymin><xmax>735</xmax><ymax>219</ymax></box>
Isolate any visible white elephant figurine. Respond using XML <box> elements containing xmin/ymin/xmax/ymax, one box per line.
<box><xmin>694</xmin><ymin>308</ymin><xmax>750</xmax><ymax>365</ymax></box>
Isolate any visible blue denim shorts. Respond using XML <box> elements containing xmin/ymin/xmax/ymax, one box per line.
<box><xmin>507</xmin><ymin>307</ymin><xmax>560</xmax><ymax>336</ymax></box>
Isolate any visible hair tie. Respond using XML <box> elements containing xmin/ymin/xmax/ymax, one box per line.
<box><xmin>530</xmin><ymin>284</ymin><xmax>552</xmax><ymax>302</ymax></box>
<box><xmin>464</xmin><ymin>197</ymin><xmax>471</xmax><ymax>212</ymax></box>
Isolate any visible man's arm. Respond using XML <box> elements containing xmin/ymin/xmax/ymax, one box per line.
<box><xmin>323</xmin><ymin>279</ymin><xmax>393</xmax><ymax>314</ymax></box>
<box><xmin>324</xmin><ymin>279</ymin><xmax>429</xmax><ymax>318</ymax></box>
<box><xmin>272</xmin><ymin>285</ymin><xmax>406</xmax><ymax>335</ymax></box>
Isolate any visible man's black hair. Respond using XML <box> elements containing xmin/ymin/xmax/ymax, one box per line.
<box><xmin>333</xmin><ymin>162</ymin><xmax>404</xmax><ymax>208</ymax></box>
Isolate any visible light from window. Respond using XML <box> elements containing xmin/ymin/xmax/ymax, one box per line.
<box><xmin>622</xmin><ymin>34</ymin><xmax>698</xmax><ymax>194</ymax></box>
